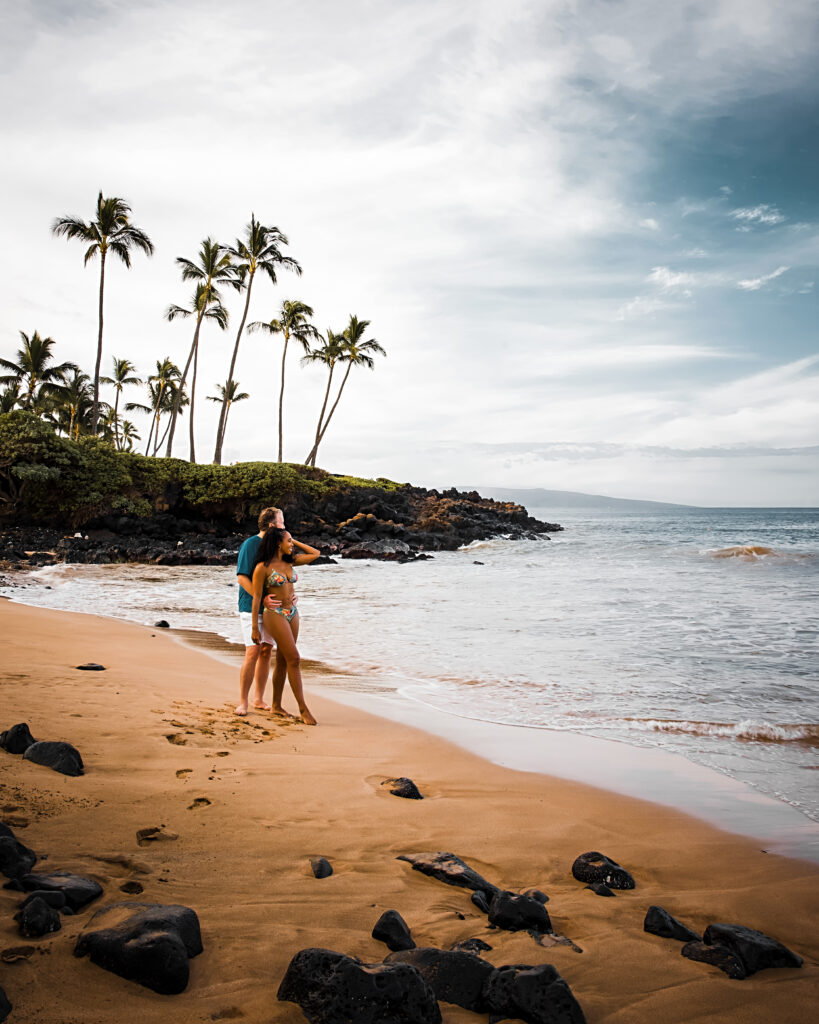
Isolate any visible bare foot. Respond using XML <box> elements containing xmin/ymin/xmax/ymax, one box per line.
<box><xmin>235</xmin><ymin>704</ymin><xmax>248</xmax><ymax>717</ymax></box>
<box><xmin>253</xmin><ymin>700</ymin><xmax>272</xmax><ymax>711</ymax></box>
<box><xmin>270</xmin><ymin>705</ymin><xmax>295</xmax><ymax>719</ymax></box>
<box><xmin>299</xmin><ymin>707</ymin><xmax>318</xmax><ymax>726</ymax></box>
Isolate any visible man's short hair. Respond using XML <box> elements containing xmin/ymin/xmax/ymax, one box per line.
<box><xmin>258</xmin><ymin>506</ymin><xmax>281</xmax><ymax>531</ymax></box>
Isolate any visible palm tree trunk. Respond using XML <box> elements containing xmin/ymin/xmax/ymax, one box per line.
<box><xmin>92</xmin><ymin>251</ymin><xmax>106</xmax><ymax>435</ymax></box>
<box><xmin>144</xmin><ymin>381</ymin><xmax>165</xmax><ymax>454</ymax></box>
<box><xmin>189</xmin><ymin>339</ymin><xmax>199</xmax><ymax>463</ymax></box>
<box><xmin>156</xmin><ymin>415</ymin><xmax>173</xmax><ymax>453</ymax></box>
<box><xmin>113</xmin><ymin>390</ymin><xmax>120</xmax><ymax>450</ymax></box>
<box><xmin>305</xmin><ymin>364</ymin><xmax>335</xmax><ymax>465</ymax></box>
<box><xmin>165</xmin><ymin>311</ymin><xmax>204</xmax><ymax>458</ymax></box>
<box><xmin>214</xmin><ymin>273</ymin><xmax>254</xmax><ymax>464</ymax></box>
<box><xmin>305</xmin><ymin>361</ymin><xmax>352</xmax><ymax>466</ymax></box>
<box><xmin>277</xmin><ymin>332</ymin><xmax>289</xmax><ymax>462</ymax></box>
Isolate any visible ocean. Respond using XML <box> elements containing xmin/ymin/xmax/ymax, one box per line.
<box><xmin>4</xmin><ymin>505</ymin><xmax>818</xmax><ymax>837</ymax></box>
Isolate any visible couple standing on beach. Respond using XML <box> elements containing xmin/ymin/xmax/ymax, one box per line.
<box><xmin>235</xmin><ymin>506</ymin><xmax>320</xmax><ymax>724</ymax></box>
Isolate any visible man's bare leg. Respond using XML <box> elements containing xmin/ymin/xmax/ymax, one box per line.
<box><xmin>252</xmin><ymin>644</ymin><xmax>273</xmax><ymax>709</ymax></box>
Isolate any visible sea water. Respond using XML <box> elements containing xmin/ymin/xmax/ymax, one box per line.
<box><xmin>4</xmin><ymin>506</ymin><xmax>818</xmax><ymax>828</ymax></box>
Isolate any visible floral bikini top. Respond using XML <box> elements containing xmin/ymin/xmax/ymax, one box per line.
<box><xmin>266</xmin><ymin>568</ymin><xmax>298</xmax><ymax>588</ymax></box>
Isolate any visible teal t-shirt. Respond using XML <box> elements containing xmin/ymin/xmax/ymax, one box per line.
<box><xmin>236</xmin><ymin>535</ymin><xmax>262</xmax><ymax>613</ymax></box>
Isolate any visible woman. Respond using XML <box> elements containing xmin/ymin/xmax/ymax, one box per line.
<box><xmin>250</xmin><ymin>528</ymin><xmax>320</xmax><ymax>725</ymax></box>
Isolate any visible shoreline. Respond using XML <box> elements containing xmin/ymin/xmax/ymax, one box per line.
<box><xmin>1</xmin><ymin>602</ymin><xmax>818</xmax><ymax>1022</ymax></box>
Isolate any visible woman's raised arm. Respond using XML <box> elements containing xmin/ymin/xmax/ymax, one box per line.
<box><xmin>291</xmin><ymin>539</ymin><xmax>321</xmax><ymax>565</ymax></box>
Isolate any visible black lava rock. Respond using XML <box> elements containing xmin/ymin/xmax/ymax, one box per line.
<box><xmin>154</xmin><ymin>620</ymin><xmax>170</xmax><ymax>628</ymax></box>
<box><xmin>483</xmin><ymin>962</ymin><xmax>587</xmax><ymax>1024</ymax></box>
<box><xmin>310</xmin><ymin>857</ymin><xmax>333</xmax><ymax>879</ymax></box>
<box><xmin>571</xmin><ymin>851</ymin><xmax>635</xmax><ymax>890</ymax></box>
<box><xmin>450</xmin><ymin>937</ymin><xmax>492</xmax><ymax>954</ymax></box>
<box><xmin>523</xmin><ymin>888</ymin><xmax>550</xmax><ymax>903</ymax></box>
<box><xmin>386</xmin><ymin>777</ymin><xmax>423</xmax><ymax>800</ymax></box>
<box><xmin>16</xmin><ymin>895</ymin><xmax>62</xmax><ymax>938</ymax></box>
<box><xmin>20</xmin><ymin>871</ymin><xmax>102</xmax><ymax>911</ymax></box>
<box><xmin>0</xmin><ymin>722</ymin><xmax>36</xmax><ymax>754</ymax></box>
<box><xmin>681</xmin><ymin>940</ymin><xmax>746</xmax><ymax>979</ymax></box>
<box><xmin>397</xmin><ymin>852</ymin><xmax>499</xmax><ymax>897</ymax></box>
<box><xmin>488</xmin><ymin>890</ymin><xmax>552</xmax><ymax>934</ymax></box>
<box><xmin>471</xmin><ymin>890</ymin><xmax>491</xmax><ymax>913</ymax></box>
<box><xmin>74</xmin><ymin>902</ymin><xmax>203</xmax><ymax>995</ymax></box>
<box><xmin>386</xmin><ymin>947</ymin><xmax>493</xmax><ymax>1013</ymax></box>
<box><xmin>23</xmin><ymin>740</ymin><xmax>84</xmax><ymax>777</ymax></box>
<box><xmin>20</xmin><ymin>889</ymin><xmax>66</xmax><ymax>911</ymax></box>
<box><xmin>0</xmin><ymin>985</ymin><xmax>11</xmax><ymax>1023</ymax></box>
<box><xmin>277</xmin><ymin>946</ymin><xmax>442</xmax><ymax>1024</ymax></box>
<box><xmin>644</xmin><ymin>906</ymin><xmax>700</xmax><ymax>942</ymax></box>
<box><xmin>703</xmin><ymin>923</ymin><xmax>803</xmax><ymax>975</ymax></box>
<box><xmin>0</xmin><ymin>829</ymin><xmax>37</xmax><ymax>880</ymax></box>
<box><xmin>75</xmin><ymin>663</ymin><xmax>106</xmax><ymax>670</ymax></box>
<box><xmin>587</xmin><ymin>883</ymin><xmax>615</xmax><ymax>897</ymax></box>
<box><xmin>372</xmin><ymin>909</ymin><xmax>416</xmax><ymax>951</ymax></box>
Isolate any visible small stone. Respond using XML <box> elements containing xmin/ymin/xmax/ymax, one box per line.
<box><xmin>16</xmin><ymin>896</ymin><xmax>61</xmax><ymax>938</ymax></box>
<box><xmin>278</xmin><ymin>947</ymin><xmax>441</xmax><ymax>1024</ymax></box>
<box><xmin>587</xmin><ymin>882</ymin><xmax>615</xmax><ymax>897</ymax></box>
<box><xmin>471</xmin><ymin>890</ymin><xmax>491</xmax><ymax>914</ymax></box>
<box><xmin>0</xmin><ymin>830</ymin><xmax>37</xmax><ymax>880</ymax></box>
<box><xmin>310</xmin><ymin>857</ymin><xmax>333</xmax><ymax>879</ymax></box>
<box><xmin>372</xmin><ymin>909</ymin><xmax>415</xmax><ymax>951</ymax></box>
<box><xmin>20</xmin><ymin>890</ymin><xmax>66</xmax><ymax>911</ymax></box>
<box><xmin>0</xmin><ymin>723</ymin><xmax>37</xmax><ymax>754</ymax></box>
<box><xmin>397</xmin><ymin>852</ymin><xmax>499</xmax><ymax>896</ymax></box>
<box><xmin>488</xmin><ymin>890</ymin><xmax>552</xmax><ymax>933</ymax></box>
<box><xmin>703</xmin><ymin>923</ymin><xmax>803</xmax><ymax>975</ymax></box>
<box><xmin>76</xmin><ymin>663</ymin><xmax>106</xmax><ymax>671</ymax></box>
<box><xmin>644</xmin><ymin>906</ymin><xmax>700</xmax><ymax>942</ymax></box>
<box><xmin>450</xmin><ymin>937</ymin><xmax>492</xmax><ymax>954</ymax></box>
<box><xmin>571</xmin><ymin>851</ymin><xmax>635</xmax><ymax>890</ymax></box>
<box><xmin>23</xmin><ymin>741</ymin><xmax>84</xmax><ymax>777</ymax></box>
<box><xmin>74</xmin><ymin>902</ymin><xmax>203</xmax><ymax>995</ymax></box>
<box><xmin>154</xmin><ymin>620</ymin><xmax>170</xmax><ymax>628</ymax></box>
<box><xmin>386</xmin><ymin>777</ymin><xmax>423</xmax><ymax>800</ymax></box>
<box><xmin>681</xmin><ymin>940</ymin><xmax>746</xmax><ymax>979</ymax></box>
<box><xmin>20</xmin><ymin>871</ymin><xmax>102</xmax><ymax>911</ymax></box>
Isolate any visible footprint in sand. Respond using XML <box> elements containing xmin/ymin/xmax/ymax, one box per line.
<box><xmin>176</xmin><ymin>768</ymin><xmax>193</xmax><ymax>778</ymax></box>
<box><xmin>1</xmin><ymin>946</ymin><xmax>39</xmax><ymax>963</ymax></box>
<box><xmin>136</xmin><ymin>826</ymin><xmax>179</xmax><ymax>846</ymax></box>
<box><xmin>187</xmin><ymin>797</ymin><xmax>211</xmax><ymax>810</ymax></box>
<box><xmin>120</xmin><ymin>880</ymin><xmax>144</xmax><ymax>895</ymax></box>
<box><xmin>166</xmin><ymin>733</ymin><xmax>188</xmax><ymax>746</ymax></box>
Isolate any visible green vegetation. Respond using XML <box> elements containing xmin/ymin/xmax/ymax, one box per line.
<box><xmin>0</xmin><ymin>411</ymin><xmax>401</xmax><ymax>527</ymax></box>
<box><xmin>6</xmin><ymin>197</ymin><xmax>387</xmax><ymax>466</ymax></box>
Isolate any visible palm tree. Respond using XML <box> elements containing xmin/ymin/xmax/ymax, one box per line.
<box><xmin>52</xmin><ymin>192</ymin><xmax>153</xmax><ymax>433</ymax></box>
<box><xmin>119</xmin><ymin>420</ymin><xmax>140</xmax><ymax>452</ymax></box>
<box><xmin>50</xmin><ymin>367</ymin><xmax>96</xmax><ymax>439</ymax></box>
<box><xmin>213</xmin><ymin>215</ymin><xmax>301</xmax><ymax>464</ymax></box>
<box><xmin>100</xmin><ymin>357</ymin><xmax>142</xmax><ymax>450</ymax></box>
<box><xmin>164</xmin><ymin>238</ymin><xmax>238</xmax><ymax>461</ymax></box>
<box><xmin>0</xmin><ymin>331</ymin><xmax>76</xmax><ymax>412</ymax></box>
<box><xmin>207</xmin><ymin>379</ymin><xmax>249</xmax><ymax>457</ymax></box>
<box><xmin>301</xmin><ymin>329</ymin><xmax>345</xmax><ymax>467</ymax></box>
<box><xmin>304</xmin><ymin>315</ymin><xmax>385</xmax><ymax>467</ymax></box>
<box><xmin>0</xmin><ymin>383</ymin><xmax>20</xmax><ymax>414</ymax></box>
<box><xmin>248</xmin><ymin>299</ymin><xmax>319</xmax><ymax>461</ymax></box>
<box><xmin>134</xmin><ymin>358</ymin><xmax>180</xmax><ymax>455</ymax></box>
<box><xmin>129</xmin><ymin>377</ymin><xmax>188</xmax><ymax>456</ymax></box>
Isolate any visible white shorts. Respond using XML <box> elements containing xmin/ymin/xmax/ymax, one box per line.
<box><xmin>238</xmin><ymin>612</ymin><xmax>275</xmax><ymax>648</ymax></box>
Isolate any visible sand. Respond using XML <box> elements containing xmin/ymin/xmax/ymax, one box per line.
<box><xmin>0</xmin><ymin>599</ymin><xmax>817</xmax><ymax>1023</ymax></box>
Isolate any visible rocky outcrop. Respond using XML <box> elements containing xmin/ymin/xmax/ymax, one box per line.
<box><xmin>277</xmin><ymin>947</ymin><xmax>442</xmax><ymax>1024</ymax></box>
<box><xmin>0</xmin><ymin>824</ymin><xmax>37</xmax><ymax>880</ymax></box>
<box><xmin>19</xmin><ymin>871</ymin><xmax>102</xmax><ymax>911</ymax></box>
<box><xmin>23</xmin><ymin>740</ymin><xmax>84</xmax><ymax>777</ymax></box>
<box><xmin>0</xmin><ymin>723</ymin><xmax>36</xmax><ymax>754</ymax></box>
<box><xmin>74</xmin><ymin>902</ymin><xmax>203</xmax><ymax>995</ymax></box>
<box><xmin>483</xmin><ymin>962</ymin><xmax>587</xmax><ymax>1024</ymax></box>
<box><xmin>397</xmin><ymin>852</ymin><xmax>500</xmax><ymax>897</ymax></box>
<box><xmin>701</xmin><ymin>923</ymin><xmax>803</xmax><ymax>976</ymax></box>
<box><xmin>384</xmin><ymin>948</ymin><xmax>493</xmax><ymax>1013</ymax></box>
<box><xmin>0</xmin><ymin>485</ymin><xmax>561</xmax><ymax>568</ymax></box>
<box><xmin>488</xmin><ymin>890</ymin><xmax>552</xmax><ymax>934</ymax></box>
<box><xmin>644</xmin><ymin>906</ymin><xmax>700</xmax><ymax>942</ymax></box>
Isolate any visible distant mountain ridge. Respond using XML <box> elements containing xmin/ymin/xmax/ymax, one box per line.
<box><xmin>464</xmin><ymin>486</ymin><xmax>695</xmax><ymax>512</ymax></box>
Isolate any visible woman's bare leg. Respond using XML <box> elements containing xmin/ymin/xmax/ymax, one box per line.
<box><xmin>262</xmin><ymin>611</ymin><xmax>317</xmax><ymax>725</ymax></box>
<box><xmin>270</xmin><ymin>649</ymin><xmax>293</xmax><ymax>718</ymax></box>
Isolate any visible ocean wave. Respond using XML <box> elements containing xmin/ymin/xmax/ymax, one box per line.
<box><xmin>622</xmin><ymin>717</ymin><xmax>819</xmax><ymax>745</ymax></box>
<box><xmin>708</xmin><ymin>545</ymin><xmax>777</xmax><ymax>558</ymax></box>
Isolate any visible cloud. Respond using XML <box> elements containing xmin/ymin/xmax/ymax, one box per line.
<box><xmin>737</xmin><ymin>265</ymin><xmax>789</xmax><ymax>290</ymax></box>
<box><xmin>731</xmin><ymin>204</ymin><xmax>786</xmax><ymax>225</ymax></box>
<box><xmin>646</xmin><ymin>266</ymin><xmax>699</xmax><ymax>292</ymax></box>
<box><xmin>639</xmin><ymin>218</ymin><xmax>660</xmax><ymax>230</ymax></box>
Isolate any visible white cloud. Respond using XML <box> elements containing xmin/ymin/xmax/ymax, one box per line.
<box><xmin>736</xmin><ymin>266</ymin><xmax>789</xmax><ymax>290</ymax></box>
<box><xmin>646</xmin><ymin>266</ymin><xmax>698</xmax><ymax>291</ymax></box>
<box><xmin>639</xmin><ymin>218</ymin><xmax>660</xmax><ymax>230</ymax></box>
<box><xmin>731</xmin><ymin>205</ymin><xmax>786</xmax><ymax>226</ymax></box>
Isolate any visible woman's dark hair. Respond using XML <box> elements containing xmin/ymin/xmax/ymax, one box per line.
<box><xmin>255</xmin><ymin>527</ymin><xmax>289</xmax><ymax>567</ymax></box>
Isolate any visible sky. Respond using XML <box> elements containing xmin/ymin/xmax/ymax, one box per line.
<box><xmin>2</xmin><ymin>0</ymin><xmax>818</xmax><ymax>506</ymax></box>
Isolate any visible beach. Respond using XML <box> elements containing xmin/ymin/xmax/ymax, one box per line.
<box><xmin>1</xmin><ymin>599</ymin><xmax>817</xmax><ymax>1022</ymax></box>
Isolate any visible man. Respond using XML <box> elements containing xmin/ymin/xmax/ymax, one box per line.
<box><xmin>235</xmin><ymin>505</ymin><xmax>284</xmax><ymax>716</ymax></box>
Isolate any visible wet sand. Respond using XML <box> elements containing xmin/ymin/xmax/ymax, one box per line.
<box><xmin>0</xmin><ymin>600</ymin><xmax>817</xmax><ymax>1022</ymax></box>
